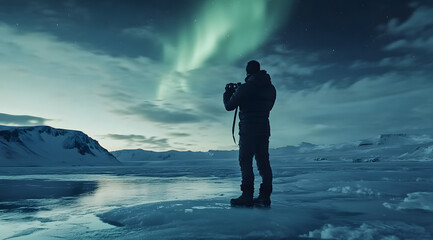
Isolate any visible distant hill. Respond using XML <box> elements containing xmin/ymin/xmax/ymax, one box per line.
<box><xmin>0</xmin><ymin>125</ymin><xmax>121</xmax><ymax>167</ymax></box>
<box><xmin>111</xmin><ymin>148</ymin><xmax>238</xmax><ymax>165</ymax></box>
<box><xmin>2</xmin><ymin>125</ymin><xmax>431</xmax><ymax>167</ymax></box>
<box><xmin>113</xmin><ymin>134</ymin><xmax>433</xmax><ymax>164</ymax></box>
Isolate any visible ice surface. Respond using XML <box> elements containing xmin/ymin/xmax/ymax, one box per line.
<box><xmin>1</xmin><ymin>160</ymin><xmax>432</xmax><ymax>239</ymax></box>
<box><xmin>97</xmin><ymin>199</ymin><xmax>311</xmax><ymax>239</ymax></box>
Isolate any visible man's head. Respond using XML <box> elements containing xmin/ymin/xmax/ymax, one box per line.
<box><xmin>246</xmin><ymin>60</ymin><xmax>260</xmax><ymax>75</ymax></box>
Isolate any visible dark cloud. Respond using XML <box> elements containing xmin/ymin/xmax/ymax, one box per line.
<box><xmin>123</xmin><ymin>25</ymin><xmax>160</xmax><ymax>41</ymax></box>
<box><xmin>107</xmin><ymin>134</ymin><xmax>170</xmax><ymax>149</ymax></box>
<box><xmin>383</xmin><ymin>5</ymin><xmax>433</xmax><ymax>53</ymax></box>
<box><xmin>265</xmin><ymin>46</ymin><xmax>332</xmax><ymax>77</ymax></box>
<box><xmin>0</xmin><ymin>113</ymin><xmax>49</xmax><ymax>125</ymax></box>
<box><xmin>271</xmin><ymin>70</ymin><xmax>433</xmax><ymax>145</ymax></box>
<box><xmin>0</xmin><ymin>0</ymin><xmax>91</xmax><ymax>32</ymax></box>
<box><xmin>169</xmin><ymin>132</ymin><xmax>191</xmax><ymax>137</ymax></box>
<box><xmin>385</xmin><ymin>37</ymin><xmax>433</xmax><ymax>53</ymax></box>
<box><xmin>384</xmin><ymin>6</ymin><xmax>433</xmax><ymax>35</ymax></box>
<box><xmin>349</xmin><ymin>55</ymin><xmax>417</xmax><ymax>69</ymax></box>
<box><xmin>230</xmin><ymin>47</ymin><xmax>338</xmax><ymax>92</ymax></box>
<box><xmin>193</xmin><ymin>98</ymin><xmax>227</xmax><ymax>118</ymax></box>
<box><xmin>123</xmin><ymin>101</ymin><xmax>210</xmax><ymax>124</ymax></box>
<box><xmin>100</xmin><ymin>89</ymin><xmax>135</xmax><ymax>103</ymax></box>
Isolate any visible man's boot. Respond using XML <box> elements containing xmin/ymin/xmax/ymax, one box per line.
<box><xmin>230</xmin><ymin>191</ymin><xmax>253</xmax><ymax>207</ymax></box>
<box><xmin>254</xmin><ymin>183</ymin><xmax>271</xmax><ymax>208</ymax></box>
<box><xmin>253</xmin><ymin>194</ymin><xmax>271</xmax><ymax>208</ymax></box>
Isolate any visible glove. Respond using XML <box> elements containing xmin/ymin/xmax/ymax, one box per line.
<box><xmin>225</xmin><ymin>84</ymin><xmax>232</xmax><ymax>92</ymax></box>
<box><xmin>225</xmin><ymin>83</ymin><xmax>237</xmax><ymax>93</ymax></box>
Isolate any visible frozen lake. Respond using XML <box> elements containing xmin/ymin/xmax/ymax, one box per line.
<box><xmin>1</xmin><ymin>160</ymin><xmax>433</xmax><ymax>239</ymax></box>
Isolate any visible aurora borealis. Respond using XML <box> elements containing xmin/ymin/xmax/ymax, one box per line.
<box><xmin>159</xmin><ymin>0</ymin><xmax>293</xmax><ymax>99</ymax></box>
<box><xmin>164</xmin><ymin>0</ymin><xmax>292</xmax><ymax>72</ymax></box>
<box><xmin>1</xmin><ymin>0</ymin><xmax>433</xmax><ymax>151</ymax></box>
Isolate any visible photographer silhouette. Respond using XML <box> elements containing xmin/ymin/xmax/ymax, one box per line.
<box><xmin>223</xmin><ymin>60</ymin><xmax>276</xmax><ymax>208</ymax></box>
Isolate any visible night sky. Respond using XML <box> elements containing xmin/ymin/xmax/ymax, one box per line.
<box><xmin>1</xmin><ymin>0</ymin><xmax>432</xmax><ymax>151</ymax></box>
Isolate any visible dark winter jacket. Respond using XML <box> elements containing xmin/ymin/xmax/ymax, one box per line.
<box><xmin>223</xmin><ymin>70</ymin><xmax>276</xmax><ymax>136</ymax></box>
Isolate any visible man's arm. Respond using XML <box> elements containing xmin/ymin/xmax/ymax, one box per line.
<box><xmin>270</xmin><ymin>84</ymin><xmax>276</xmax><ymax>110</ymax></box>
<box><xmin>223</xmin><ymin>86</ymin><xmax>243</xmax><ymax>111</ymax></box>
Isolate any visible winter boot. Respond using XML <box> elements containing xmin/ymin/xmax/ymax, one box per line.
<box><xmin>253</xmin><ymin>194</ymin><xmax>271</xmax><ymax>208</ymax></box>
<box><xmin>230</xmin><ymin>191</ymin><xmax>253</xmax><ymax>207</ymax></box>
<box><xmin>254</xmin><ymin>183</ymin><xmax>271</xmax><ymax>208</ymax></box>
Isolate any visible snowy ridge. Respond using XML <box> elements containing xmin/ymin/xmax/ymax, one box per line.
<box><xmin>112</xmin><ymin>148</ymin><xmax>238</xmax><ymax>164</ymax></box>
<box><xmin>113</xmin><ymin>133</ymin><xmax>433</xmax><ymax>163</ymax></box>
<box><xmin>0</xmin><ymin>125</ymin><xmax>120</xmax><ymax>166</ymax></box>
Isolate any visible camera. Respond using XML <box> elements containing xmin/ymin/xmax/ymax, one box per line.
<box><xmin>226</xmin><ymin>82</ymin><xmax>242</xmax><ymax>91</ymax></box>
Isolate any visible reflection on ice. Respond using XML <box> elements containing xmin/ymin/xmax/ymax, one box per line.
<box><xmin>0</xmin><ymin>175</ymin><xmax>238</xmax><ymax>240</ymax></box>
<box><xmin>80</xmin><ymin>177</ymin><xmax>237</xmax><ymax>207</ymax></box>
<box><xmin>0</xmin><ymin>179</ymin><xmax>97</xmax><ymax>202</ymax></box>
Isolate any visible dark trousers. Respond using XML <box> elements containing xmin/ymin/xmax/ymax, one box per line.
<box><xmin>238</xmin><ymin>135</ymin><xmax>273</xmax><ymax>196</ymax></box>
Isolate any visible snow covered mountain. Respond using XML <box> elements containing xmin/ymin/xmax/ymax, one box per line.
<box><xmin>113</xmin><ymin>134</ymin><xmax>433</xmax><ymax>164</ymax></box>
<box><xmin>0</xmin><ymin>125</ymin><xmax>121</xmax><ymax>167</ymax></box>
<box><xmin>2</xmin><ymin>126</ymin><xmax>431</xmax><ymax>167</ymax></box>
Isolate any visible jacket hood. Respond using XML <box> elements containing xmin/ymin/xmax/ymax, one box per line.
<box><xmin>245</xmin><ymin>70</ymin><xmax>271</xmax><ymax>86</ymax></box>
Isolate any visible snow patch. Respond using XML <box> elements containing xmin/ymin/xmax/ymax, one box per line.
<box><xmin>399</xmin><ymin>145</ymin><xmax>433</xmax><ymax>161</ymax></box>
<box><xmin>383</xmin><ymin>192</ymin><xmax>433</xmax><ymax>212</ymax></box>
<box><xmin>328</xmin><ymin>185</ymin><xmax>381</xmax><ymax>196</ymax></box>
<box><xmin>300</xmin><ymin>222</ymin><xmax>430</xmax><ymax>240</ymax></box>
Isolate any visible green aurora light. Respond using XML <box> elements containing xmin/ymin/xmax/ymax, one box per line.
<box><xmin>158</xmin><ymin>0</ymin><xmax>293</xmax><ymax>99</ymax></box>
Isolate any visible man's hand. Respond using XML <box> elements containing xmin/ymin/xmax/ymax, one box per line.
<box><xmin>223</xmin><ymin>83</ymin><xmax>242</xmax><ymax>111</ymax></box>
<box><xmin>225</xmin><ymin>83</ymin><xmax>235</xmax><ymax>93</ymax></box>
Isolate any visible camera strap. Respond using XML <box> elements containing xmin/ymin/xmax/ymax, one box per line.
<box><xmin>232</xmin><ymin>106</ymin><xmax>238</xmax><ymax>145</ymax></box>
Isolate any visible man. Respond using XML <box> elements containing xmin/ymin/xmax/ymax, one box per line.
<box><xmin>223</xmin><ymin>60</ymin><xmax>276</xmax><ymax>207</ymax></box>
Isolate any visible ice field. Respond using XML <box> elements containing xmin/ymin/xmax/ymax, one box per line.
<box><xmin>1</xmin><ymin>158</ymin><xmax>433</xmax><ymax>240</ymax></box>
